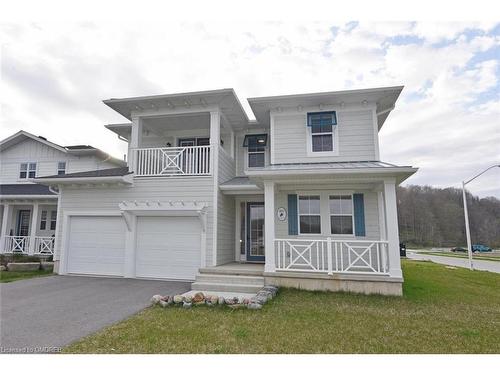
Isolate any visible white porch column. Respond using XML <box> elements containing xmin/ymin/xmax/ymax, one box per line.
<box><xmin>129</xmin><ymin>116</ymin><xmax>143</xmax><ymax>173</ymax></box>
<box><xmin>383</xmin><ymin>179</ymin><xmax>402</xmax><ymax>278</ymax></box>
<box><xmin>229</xmin><ymin>130</ymin><xmax>235</xmax><ymax>158</ymax></box>
<box><xmin>29</xmin><ymin>202</ymin><xmax>40</xmax><ymax>255</ymax></box>
<box><xmin>0</xmin><ymin>204</ymin><xmax>11</xmax><ymax>252</ymax></box>
<box><xmin>264</xmin><ymin>180</ymin><xmax>276</xmax><ymax>273</ymax></box>
<box><xmin>210</xmin><ymin>110</ymin><xmax>220</xmax><ymax>266</ymax></box>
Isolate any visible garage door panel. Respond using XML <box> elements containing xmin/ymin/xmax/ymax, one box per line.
<box><xmin>67</xmin><ymin>216</ymin><xmax>125</xmax><ymax>276</ymax></box>
<box><xmin>135</xmin><ymin>216</ymin><xmax>201</xmax><ymax>280</ymax></box>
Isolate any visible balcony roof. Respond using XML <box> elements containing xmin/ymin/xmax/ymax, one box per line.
<box><xmin>103</xmin><ymin>88</ymin><xmax>250</xmax><ymax>129</ymax></box>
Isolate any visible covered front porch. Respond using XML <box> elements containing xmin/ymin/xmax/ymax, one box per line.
<box><xmin>0</xmin><ymin>198</ymin><xmax>58</xmax><ymax>256</ymax></box>
<box><xmin>218</xmin><ymin>172</ymin><xmax>406</xmax><ymax>294</ymax></box>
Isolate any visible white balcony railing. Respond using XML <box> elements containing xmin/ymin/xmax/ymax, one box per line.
<box><xmin>275</xmin><ymin>238</ymin><xmax>389</xmax><ymax>275</ymax></box>
<box><xmin>135</xmin><ymin>146</ymin><xmax>211</xmax><ymax>177</ymax></box>
<box><xmin>2</xmin><ymin>236</ymin><xmax>54</xmax><ymax>255</ymax></box>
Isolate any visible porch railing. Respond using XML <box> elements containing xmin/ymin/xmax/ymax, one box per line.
<box><xmin>2</xmin><ymin>236</ymin><xmax>54</xmax><ymax>255</ymax></box>
<box><xmin>274</xmin><ymin>238</ymin><xmax>389</xmax><ymax>275</ymax></box>
<box><xmin>3</xmin><ymin>236</ymin><xmax>30</xmax><ymax>254</ymax></box>
<box><xmin>135</xmin><ymin>145</ymin><xmax>211</xmax><ymax>177</ymax></box>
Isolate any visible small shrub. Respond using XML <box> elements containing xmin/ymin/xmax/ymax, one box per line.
<box><xmin>0</xmin><ymin>254</ymin><xmax>50</xmax><ymax>265</ymax></box>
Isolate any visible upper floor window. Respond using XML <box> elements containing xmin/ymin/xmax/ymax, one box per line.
<box><xmin>19</xmin><ymin>162</ymin><xmax>36</xmax><ymax>179</ymax></box>
<box><xmin>307</xmin><ymin>111</ymin><xmax>337</xmax><ymax>153</ymax></box>
<box><xmin>57</xmin><ymin>161</ymin><xmax>66</xmax><ymax>175</ymax></box>
<box><xmin>298</xmin><ymin>195</ymin><xmax>321</xmax><ymax>234</ymax></box>
<box><xmin>329</xmin><ymin>195</ymin><xmax>354</xmax><ymax>235</ymax></box>
<box><xmin>243</xmin><ymin>134</ymin><xmax>267</xmax><ymax>168</ymax></box>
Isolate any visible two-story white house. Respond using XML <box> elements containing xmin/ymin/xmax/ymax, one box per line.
<box><xmin>0</xmin><ymin>130</ymin><xmax>126</xmax><ymax>255</ymax></box>
<box><xmin>36</xmin><ymin>87</ymin><xmax>417</xmax><ymax>295</ymax></box>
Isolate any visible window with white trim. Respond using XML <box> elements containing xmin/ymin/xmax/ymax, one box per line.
<box><xmin>19</xmin><ymin>162</ymin><xmax>37</xmax><ymax>179</ymax></box>
<box><xmin>40</xmin><ymin>210</ymin><xmax>47</xmax><ymax>230</ymax></box>
<box><xmin>307</xmin><ymin>112</ymin><xmax>337</xmax><ymax>153</ymax></box>
<box><xmin>50</xmin><ymin>211</ymin><xmax>57</xmax><ymax>230</ymax></box>
<box><xmin>57</xmin><ymin>161</ymin><xmax>66</xmax><ymax>175</ymax></box>
<box><xmin>298</xmin><ymin>195</ymin><xmax>321</xmax><ymax>234</ymax></box>
<box><xmin>329</xmin><ymin>195</ymin><xmax>354</xmax><ymax>235</ymax></box>
<box><xmin>243</xmin><ymin>134</ymin><xmax>267</xmax><ymax>168</ymax></box>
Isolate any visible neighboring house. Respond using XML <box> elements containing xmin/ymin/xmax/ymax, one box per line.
<box><xmin>35</xmin><ymin>87</ymin><xmax>417</xmax><ymax>295</ymax></box>
<box><xmin>0</xmin><ymin>130</ymin><xmax>126</xmax><ymax>255</ymax></box>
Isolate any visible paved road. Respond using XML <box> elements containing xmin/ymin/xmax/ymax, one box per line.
<box><xmin>407</xmin><ymin>251</ymin><xmax>500</xmax><ymax>274</ymax></box>
<box><xmin>0</xmin><ymin>275</ymin><xmax>189</xmax><ymax>352</ymax></box>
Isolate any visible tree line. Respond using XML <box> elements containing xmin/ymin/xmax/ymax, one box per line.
<box><xmin>397</xmin><ymin>185</ymin><xmax>500</xmax><ymax>248</ymax></box>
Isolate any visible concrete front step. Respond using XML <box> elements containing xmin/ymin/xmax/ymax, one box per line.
<box><xmin>198</xmin><ymin>266</ymin><xmax>263</xmax><ymax>277</ymax></box>
<box><xmin>195</xmin><ymin>273</ymin><xmax>265</xmax><ymax>286</ymax></box>
<box><xmin>191</xmin><ymin>281</ymin><xmax>263</xmax><ymax>294</ymax></box>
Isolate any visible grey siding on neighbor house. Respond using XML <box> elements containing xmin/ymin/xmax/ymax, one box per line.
<box><xmin>275</xmin><ymin>186</ymin><xmax>380</xmax><ymax>240</ymax></box>
<box><xmin>216</xmin><ymin>147</ymin><xmax>236</xmax><ymax>265</ymax></box>
<box><xmin>272</xmin><ymin>109</ymin><xmax>377</xmax><ymax>164</ymax></box>
<box><xmin>55</xmin><ymin>177</ymin><xmax>215</xmax><ymax>265</ymax></box>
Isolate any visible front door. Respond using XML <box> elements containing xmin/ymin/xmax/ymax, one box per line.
<box><xmin>16</xmin><ymin>210</ymin><xmax>31</xmax><ymax>236</ymax></box>
<box><xmin>246</xmin><ymin>202</ymin><xmax>265</xmax><ymax>262</ymax></box>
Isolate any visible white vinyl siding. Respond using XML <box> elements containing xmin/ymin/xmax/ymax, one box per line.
<box><xmin>0</xmin><ymin>138</ymin><xmax>120</xmax><ymax>183</ymax></box>
<box><xmin>275</xmin><ymin>186</ymin><xmax>380</xmax><ymax>240</ymax></box>
<box><xmin>272</xmin><ymin>109</ymin><xmax>376</xmax><ymax>164</ymax></box>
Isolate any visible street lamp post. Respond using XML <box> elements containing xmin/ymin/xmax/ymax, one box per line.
<box><xmin>462</xmin><ymin>164</ymin><xmax>500</xmax><ymax>270</ymax></box>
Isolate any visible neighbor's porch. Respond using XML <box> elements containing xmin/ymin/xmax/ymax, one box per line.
<box><xmin>0</xmin><ymin>199</ymin><xmax>58</xmax><ymax>256</ymax></box>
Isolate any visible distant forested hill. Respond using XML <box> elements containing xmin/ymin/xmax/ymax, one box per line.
<box><xmin>397</xmin><ymin>185</ymin><xmax>500</xmax><ymax>248</ymax></box>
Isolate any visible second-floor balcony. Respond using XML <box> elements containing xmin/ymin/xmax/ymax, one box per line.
<box><xmin>135</xmin><ymin>145</ymin><xmax>211</xmax><ymax>177</ymax></box>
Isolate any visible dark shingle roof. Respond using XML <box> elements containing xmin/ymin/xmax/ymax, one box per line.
<box><xmin>0</xmin><ymin>184</ymin><xmax>56</xmax><ymax>196</ymax></box>
<box><xmin>220</xmin><ymin>176</ymin><xmax>257</xmax><ymax>186</ymax></box>
<box><xmin>65</xmin><ymin>145</ymin><xmax>96</xmax><ymax>150</ymax></box>
<box><xmin>37</xmin><ymin>167</ymin><xmax>131</xmax><ymax>179</ymax></box>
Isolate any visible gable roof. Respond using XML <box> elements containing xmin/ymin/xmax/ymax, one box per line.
<box><xmin>248</xmin><ymin>86</ymin><xmax>404</xmax><ymax>130</ymax></box>
<box><xmin>0</xmin><ymin>130</ymin><xmax>126</xmax><ymax>167</ymax></box>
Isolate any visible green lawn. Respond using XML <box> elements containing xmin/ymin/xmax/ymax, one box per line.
<box><xmin>0</xmin><ymin>269</ymin><xmax>53</xmax><ymax>283</ymax></box>
<box><xmin>64</xmin><ymin>260</ymin><xmax>500</xmax><ymax>354</ymax></box>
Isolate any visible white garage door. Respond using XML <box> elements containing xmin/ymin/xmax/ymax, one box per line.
<box><xmin>135</xmin><ymin>216</ymin><xmax>201</xmax><ymax>280</ymax></box>
<box><xmin>67</xmin><ymin>216</ymin><xmax>126</xmax><ymax>276</ymax></box>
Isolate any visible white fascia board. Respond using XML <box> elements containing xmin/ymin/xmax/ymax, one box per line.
<box><xmin>35</xmin><ymin>174</ymin><xmax>133</xmax><ymax>185</ymax></box>
<box><xmin>0</xmin><ymin>195</ymin><xmax>58</xmax><ymax>200</ymax></box>
<box><xmin>0</xmin><ymin>130</ymin><xmax>67</xmax><ymax>154</ymax></box>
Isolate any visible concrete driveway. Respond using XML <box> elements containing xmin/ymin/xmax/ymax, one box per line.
<box><xmin>0</xmin><ymin>275</ymin><xmax>190</xmax><ymax>352</ymax></box>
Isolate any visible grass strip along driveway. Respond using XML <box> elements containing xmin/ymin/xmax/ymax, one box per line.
<box><xmin>0</xmin><ymin>270</ymin><xmax>53</xmax><ymax>283</ymax></box>
<box><xmin>65</xmin><ymin>260</ymin><xmax>500</xmax><ymax>354</ymax></box>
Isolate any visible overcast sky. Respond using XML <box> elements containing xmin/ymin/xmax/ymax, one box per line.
<box><xmin>1</xmin><ymin>17</ymin><xmax>499</xmax><ymax>197</ymax></box>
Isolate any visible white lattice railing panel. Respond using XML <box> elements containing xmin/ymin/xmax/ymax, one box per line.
<box><xmin>33</xmin><ymin>236</ymin><xmax>55</xmax><ymax>255</ymax></box>
<box><xmin>275</xmin><ymin>238</ymin><xmax>389</xmax><ymax>275</ymax></box>
<box><xmin>3</xmin><ymin>236</ymin><xmax>30</xmax><ymax>254</ymax></box>
<box><xmin>135</xmin><ymin>146</ymin><xmax>211</xmax><ymax>177</ymax></box>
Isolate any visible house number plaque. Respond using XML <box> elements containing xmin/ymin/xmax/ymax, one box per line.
<box><xmin>277</xmin><ymin>207</ymin><xmax>287</xmax><ymax>221</ymax></box>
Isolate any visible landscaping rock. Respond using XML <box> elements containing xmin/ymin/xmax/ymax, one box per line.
<box><xmin>159</xmin><ymin>300</ymin><xmax>170</xmax><ymax>308</ymax></box>
<box><xmin>218</xmin><ymin>296</ymin><xmax>225</xmax><ymax>305</ymax></box>
<box><xmin>173</xmin><ymin>295</ymin><xmax>184</xmax><ymax>304</ymax></box>
<box><xmin>192</xmin><ymin>292</ymin><xmax>205</xmax><ymax>303</ymax></box>
<box><xmin>242</xmin><ymin>298</ymin><xmax>250</xmax><ymax>305</ymax></box>
<box><xmin>210</xmin><ymin>295</ymin><xmax>219</xmax><ymax>305</ymax></box>
<box><xmin>183</xmin><ymin>301</ymin><xmax>192</xmax><ymax>309</ymax></box>
<box><xmin>0</xmin><ymin>265</ymin><xmax>6</xmax><ymax>272</ymax></box>
<box><xmin>150</xmin><ymin>295</ymin><xmax>163</xmax><ymax>305</ymax></box>
<box><xmin>40</xmin><ymin>261</ymin><xmax>54</xmax><ymax>271</ymax></box>
<box><xmin>184</xmin><ymin>295</ymin><xmax>193</xmax><ymax>303</ymax></box>
<box><xmin>7</xmin><ymin>262</ymin><xmax>40</xmax><ymax>272</ymax></box>
<box><xmin>247</xmin><ymin>303</ymin><xmax>263</xmax><ymax>310</ymax></box>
